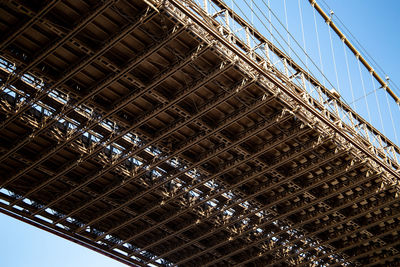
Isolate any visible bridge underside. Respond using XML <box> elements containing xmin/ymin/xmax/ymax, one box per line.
<box><xmin>0</xmin><ymin>0</ymin><xmax>399</xmax><ymax>266</ymax></box>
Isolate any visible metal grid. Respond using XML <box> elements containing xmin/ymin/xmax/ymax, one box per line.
<box><xmin>0</xmin><ymin>0</ymin><xmax>399</xmax><ymax>266</ymax></box>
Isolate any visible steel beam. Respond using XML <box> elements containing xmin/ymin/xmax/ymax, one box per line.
<box><xmin>29</xmin><ymin>57</ymin><xmax>230</xmax><ymax>219</ymax></box>
<box><xmin>0</xmin><ymin>0</ymin><xmax>61</xmax><ymax>51</ymax></box>
<box><xmin>223</xmin><ymin>189</ymin><xmax>398</xmax><ymax>267</ymax></box>
<box><xmin>0</xmin><ymin>0</ymin><xmax>117</xmax><ymax>129</ymax></box>
<box><xmin>0</xmin><ymin>25</ymin><xmax>185</xmax><ymax>189</ymax></box>
<box><xmin>0</xmin><ymin>5</ymin><xmax>157</xmax><ymax>133</ymax></box>
<box><xmin>7</xmin><ymin>39</ymin><xmax>207</xmax><ymax>210</ymax></box>
<box><xmin>166</xmin><ymin>0</ymin><xmax>400</xmax><ymax>203</ymax></box>
<box><xmin>72</xmin><ymin>91</ymin><xmax>278</xmax><ymax>233</ymax></box>
<box><xmin>309</xmin><ymin>0</ymin><xmax>400</xmax><ymax>105</ymax></box>
<box><xmin>144</xmin><ymin>144</ymin><xmax>351</xmax><ymax>264</ymax></box>
<box><xmin>103</xmin><ymin>119</ymin><xmax>306</xmax><ymax>247</ymax></box>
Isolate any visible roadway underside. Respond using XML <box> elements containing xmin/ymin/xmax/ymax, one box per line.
<box><xmin>0</xmin><ymin>0</ymin><xmax>399</xmax><ymax>266</ymax></box>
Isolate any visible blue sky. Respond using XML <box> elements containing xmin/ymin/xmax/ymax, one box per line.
<box><xmin>326</xmin><ymin>0</ymin><xmax>400</xmax><ymax>84</ymax></box>
<box><xmin>0</xmin><ymin>212</ymin><xmax>126</xmax><ymax>267</ymax></box>
<box><xmin>1</xmin><ymin>1</ymin><xmax>399</xmax><ymax>266</ymax></box>
<box><xmin>230</xmin><ymin>0</ymin><xmax>400</xmax><ymax>145</ymax></box>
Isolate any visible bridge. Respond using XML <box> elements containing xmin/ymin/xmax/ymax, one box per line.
<box><xmin>0</xmin><ymin>0</ymin><xmax>399</xmax><ymax>266</ymax></box>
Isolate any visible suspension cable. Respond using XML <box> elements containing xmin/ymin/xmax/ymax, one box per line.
<box><xmin>328</xmin><ymin>21</ymin><xmax>341</xmax><ymax>94</ymax></box>
<box><xmin>357</xmin><ymin>59</ymin><xmax>372</xmax><ymax>123</ymax></box>
<box><xmin>370</xmin><ymin>74</ymin><xmax>386</xmax><ymax>135</ymax></box>
<box><xmin>309</xmin><ymin>0</ymin><xmax>400</xmax><ymax>106</ymax></box>
<box><xmin>312</xmin><ymin>6</ymin><xmax>325</xmax><ymax>88</ymax></box>
<box><xmin>283</xmin><ymin>0</ymin><xmax>290</xmax><ymax>56</ymax></box>
<box><xmin>256</xmin><ymin>0</ymin><xmax>340</xmax><ymax>97</ymax></box>
<box><xmin>298</xmin><ymin>0</ymin><xmax>308</xmax><ymax>71</ymax></box>
<box><xmin>342</xmin><ymin>39</ymin><xmax>356</xmax><ymax>111</ymax></box>
<box><xmin>384</xmin><ymin>91</ymin><xmax>399</xmax><ymax>145</ymax></box>
<box><xmin>385</xmin><ymin>91</ymin><xmax>400</xmax><ymax>145</ymax></box>
<box><xmin>203</xmin><ymin>0</ymin><xmax>400</xmax><ymax>156</ymax></box>
<box><xmin>267</xmin><ymin>0</ymin><xmax>273</xmax><ymax>46</ymax></box>
<box><xmin>322</xmin><ymin>0</ymin><xmax>398</xmax><ymax>94</ymax></box>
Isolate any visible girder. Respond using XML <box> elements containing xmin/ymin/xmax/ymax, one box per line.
<box><xmin>0</xmin><ymin>0</ymin><xmax>61</xmax><ymax>51</ymax></box>
<box><xmin>51</xmin><ymin>77</ymin><xmax>253</xmax><ymax>226</ymax></box>
<box><xmin>203</xmin><ymin>190</ymin><xmax>397</xmax><ymax>266</ymax></box>
<box><xmin>146</xmin><ymin>144</ymin><xmax>348</xmax><ymax>264</ymax></box>
<box><xmin>104</xmin><ymin>119</ymin><xmax>306</xmax><ymax>246</ymax></box>
<box><xmin>0</xmin><ymin>25</ymin><xmax>186</xmax><ymax>187</ymax></box>
<box><xmin>1</xmin><ymin>145</ymin><xmax>217</xmax><ymax>264</ymax></box>
<box><xmin>267</xmin><ymin>193</ymin><xmax>400</xmax><ymax>266</ymax></box>
<box><xmin>308</xmin><ymin>223</ymin><xmax>400</xmax><ymax>266</ymax></box>
<box><xmin>69</xmin><ymin>92</ymin><xmax>277</xmax><ymax>234</ymax></box>
<box><xmin>173</xmin><ymin>156</ymin><xmax>352</xmax><ymax>266</ymax></box>
<box><xmin>1</xmin><ymin>0</ymin><xmax>399</xmax><ymax>266</ymax></box>
<box><xmin>0</xmin><ymin>0</ymin><xmax>117</xmax><ymax>130</ymax></box>
<box><xmin>75</xmin><ymin>103</ymin><xmax>286</xmax><ymax>239</ymax></box>
<box><xmin>0</xmin><ymin>20</ymin><xmax>182</xmax><ymax>166</ymax></box>
<box><xmin>8</xmin><ymin>40</ymin><xmax>210</xmax><ymax>210</ymax></box>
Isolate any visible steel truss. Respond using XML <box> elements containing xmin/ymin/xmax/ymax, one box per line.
<box><xmin>0</xmin><ymin>0</ymin><xmax>399</xmax><ymax>266</ymax></box>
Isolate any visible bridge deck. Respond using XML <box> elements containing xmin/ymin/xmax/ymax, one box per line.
<box><xmin>0</xmin><ymin>0</ymin><xmax>399</xmax><ymax>266</ymax></box>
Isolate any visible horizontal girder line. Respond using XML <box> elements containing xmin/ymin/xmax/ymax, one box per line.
<box><xmin>0</xmin><ymin>0</ymin><xmax>118</xmax><ymax>130</ymax></box>
<box><xmin>0</xmin><ymin>25</ymin><xmax>186</xmax><ymax>189</ymax></box>
<box><xmin>1</xmin><ymin>147</ymin><xmax>202</xmax><ymax>264</ymax></box>
<box><xmin>50</xmin><ymin>76</ymin><xmax>251</xmax><ymax>224</ymax></box>
<box><xmin>173</xmin><ymin>149</ymin><xmax>354</xmax><ymax>265</ymax></box>
<box><xmin>153</xmin><ymin>139</ymin><xmax>333</xmax><ymax>264</ymax></box>
<box><xmin>296</xmin><ymin>210</ymin><xmax>400</xmax><ymax>266</ymax></box>
<box><xmin>8</xmin><ymin>40</ymin><xmax>208</xmax><ymax>211</ymax></box>
<box><xmin>0</xmin><ymin>5</ymin><xmax>158</xmax><ymax>147</ymax></box>
<box><xmin>27</xmin><ymin>48</ymin><xmax>224</xmax><ymax>218</ymax></box>
<box><xmin>230</xmin><ymin>187</ymin><xmax>398</xmax><ymax>267</ymax></box>
<box><xmin>312</xmin><ymin>224</ymin><xmax>400</xmax><ymax>266</ymax></box>
<box><xmin>145</xmin><ymin>142</ymin><xmax>349</xmax><ymax>263</ymax></box>
<box><xmin>72</xmin><ymin>93</ymin><xmax>278</xmax><ymax>233</ymax></box>
<box><xmin>365</xmin><ymin>253</ymin><xmax>400</xmax><ymax>267</ymax></box>
<box><xmin>203</xmin><ymin>186</ymin><xmax>396</xmax><ymax>266</ymax></box>
<box><xmin>138</xmin><ymin>127</ymin><xmax>312</xmax><ymax>253</ymax></box>
<box><xmin>0</xmin><ymin>0</ymin><xmax>61</xmax><ymax>51</ymax></box>
<box><xmin>82</xmin><ymin>109</ymin><xmax>290</xmax><ymax>236</ymax></box>
<box><xmin>104</xmin><ymin>120</ymin><xmax>307</xmax><ymax>247</ymax></box>
<box><xmin>333</xmin><ymin>239</ymin><xmax>400</xmax><ymax>267</ymax></box>
<box><xmin>173</xmin><ymin>159</ymin><xmax>367</xmax><ymax>264</ymax></box>
<box><xmin>79</xmin><ymin>105</ymin><xmax>288</xmax><ymax>238</ymax></box>
<box><xmin>0</xmin><ymin>196</ymin><xmax>152</xmax><ymax>266</ymax></box>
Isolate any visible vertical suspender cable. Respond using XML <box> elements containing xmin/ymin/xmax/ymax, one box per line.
<box><xmin>297</xmin><ymin>0</ymin><xmax>310</xmax><ymax>91</ymax></box>
<box><xmin>397</xmin><ymin>101</ymin><xmax>400</xmax><ymax>144</ymax></box>
<box><xmin>312</xmin><ymin>7</ymin><xmax>326</xmax><ymax>88</ymax></box>
<box><xmin>256</xmin><ymin>0</ymin><xmax>337</xmax><ymax>91</ymax></box>
<box><xmin>327</xmin><ymin>22</ymin><xmax>341</xmax><ymax>94</ymax></box>
<box><xmin>309</xmin><ymin>0</ymin><xmax>400</xmax><ymax>106</ymax></box>
<box><xmin>357</xmin><ymin>59</ymin><xmax>372</xmax><ymax>123</ymax></box>
<box><xmin>268</xmin><ymin>0</ymin><xmax>273</xmax><ymax>46</ymax></box>
<box><xmin>283</xmin><ymin>0</ymin><xmax>290</xmax><ymax>57</ymax></box>
<box><xmin>370</xmin><ymin>74</ymin><xmax>386</xmax><ymax>136</ymax></box>
<box><xmin>250</xmin><ymin>0</ymin><xmax>254</xmax><ymax>26</ymax></box>
<box><xmin>384</xmin><ymin>91</ymin><xmax>399</xmax><ymax>145</ymax></box>
<box><xmin>298</xmin><ymin>0</ymin><xmax>308</xmax><ymax>70</ymax></box>
<box><xmin>342</xmin><ymin>40</ymin><xmax>356</xmax><ymax>111</ymax></box>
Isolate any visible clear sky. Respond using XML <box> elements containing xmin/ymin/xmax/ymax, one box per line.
<box><xmin>0</xmin><ymin>212</ymin><xmax>126</xmax><ymax>267</ymax></box>
<box><xmin>326</xmin><ymin>0</ymin><xmax>400</xmax><ymax>85</ymax></box>
<box><xmin>1</xmin><ymin>1</ymin><xmax>399</xmax><ymax>267</ymax></box>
